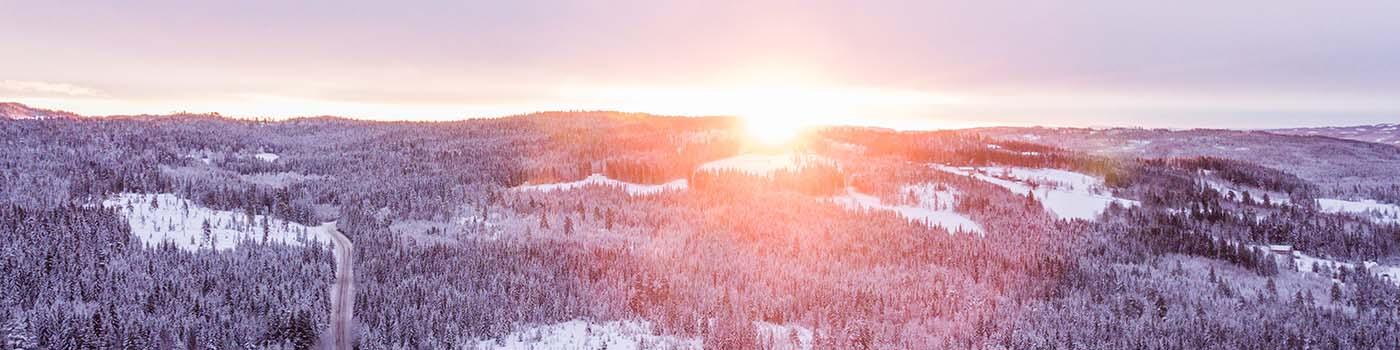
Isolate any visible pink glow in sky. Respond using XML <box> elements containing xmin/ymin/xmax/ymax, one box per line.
<box><xmin>2</xmin><ymin>1</ymin><xmax>1398</xmax><ymax>128</ymax></box>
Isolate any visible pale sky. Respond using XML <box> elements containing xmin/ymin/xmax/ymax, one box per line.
<box><xmin>2</xmin><ymin>1</ymin><xmax>1398</xmax><ymax>129</ymax></box>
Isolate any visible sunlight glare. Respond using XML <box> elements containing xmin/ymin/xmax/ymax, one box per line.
<box><xmin>744</xmin><ymin>114</ymin><xmax>802</xmax><ymax>146</ymax></box>
<box><xmin>560</xmin><ymin>75</ymin><xmax>964</xmax><ymax>133</ymax></box>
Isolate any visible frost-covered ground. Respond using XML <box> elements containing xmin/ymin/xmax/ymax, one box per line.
<box><xmin>1252</xmin><ymin>244</ymin><xmax>1400</xmax><ymax>286</ymax></box>
<box><xmin>239</xmin><ymin>171</ymin><xmax>327</xmax><ymax>188</ymax></box>
<box><xmin>829</xmin><ymin>186</ymin><xmax>983</xmax><ymax>234</ymax></box>
<box><xmin>1317</xmin><ymin>198</ymin><xmax>1400</xmax><ymax>223</ymax></box>
<box><xmin>471</xmin><ymin>320</ymin><xmax>814</xmax><ymax>350</ymax></box>
<box><xmin>754</xmin><ymin>321</ymin><xmax>814</xmax><ymax>350</ymax></box>
<box><xmin>515</xmin><ymin>174</ymin><xmax>687</xmax><ymax>196</ymax></box>
<box><xmin>103</xmin><ymin>193</ymin><xmax>332</xmax><ymax>251</ymax></box>
<box><xmin>1203</xmin><ymin>180</ymin><xmax>1291</xmax><ymax>205</ymax></box>
<box><xmin>698</xmin><ymin>153</ymin><xmax>835</xmax><ymax>176</ymax></box>
<box><xmin>1197</xmin><ymin>170</ymin><xmax>1292</xmax><ymax>205</ymax></box>
<box><xmin>470</xmin><ymin>320</ymin><xmax>701</xmax><ymax>350</ymax></box>
<box><xmin>933</xmin><ymin>165</ymin><xmax>1138</xmax><ymax>220</ymax></box>
<box><xmin>254</xmin><ymin>152</ymin><xmax>280</xmax><ymax>162</ymax></box>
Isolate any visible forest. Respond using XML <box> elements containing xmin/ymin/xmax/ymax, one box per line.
<box><xmin>1</xmin><ymin>110</ymin><xmax>1399</xmax><ymax>349</ymax></box>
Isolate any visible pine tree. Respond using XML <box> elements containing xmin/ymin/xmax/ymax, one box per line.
<box><xmin>604</xmin><ymin>208</ymin><xmax>615</xmax><ymax>230</ymax></box>
<box><xmin>88</xmin><ymin>311</ymin><xmax>107</xmax><ymax>349</ymax></box>
<box><xmin>202</xmin><ymin>219</ymin><xmax>214</xmax><ymax>248</ymax></box>
<box><xmin>1264</xmin><ymin>278</ymin><xmax>1277</xmax><ymax>298</ymax></box>
<box><xmin>1330</xmin><ymin>282</ymin><xmax>1344</xmax><ymax>304</ymax></box>
<box><xmin>3</xmin><ymin>315</ymin><xmax>36</xmax><ymax>350</ymax></box>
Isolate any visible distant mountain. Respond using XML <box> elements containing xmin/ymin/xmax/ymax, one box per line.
<box><xmin>0</xmin><ymin>102</ymin><xmax>81</xmax><ymax>120</ymax></box>
<box><xmin>1269</xmin><ymin>124</ymin><xmax>1400</xmax><ymax>146</ymax></box>
<box><xmin>969</xmin><ymin>126</ymin><xmax>1400</xmax><ymax>196</ymax></box>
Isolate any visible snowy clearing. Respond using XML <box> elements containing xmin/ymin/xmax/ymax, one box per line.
<box><xmin>240</xmin><ymin>171</ymin><xmax>327</xmax><ymax>188</ymax></box>
<box><xmin>934</xmin><ymin>165</ymin><xmax>1138</xmax><ymax>220</ymax></box>
<box><xmin>254</xmin><ymin>152</ymin><xmax>280</xmax><ymax>162</ymax></box>
<box><xmin>471</xmin><ymin>320</ymin><xmax>813</xmax><ymax>350</ymax></box>
<box><xmin>471</xmin><ymin>320</ymin><xmax>700</xmax><ymax>350</ymax></box>
<box><xmin>515</xmin><ymin>174</ymin><xmax>687</xmax><ymax>196</ymax></box>
<box><xmin>754</xmin><ymin>321</ymin><xmax>814</xmax><ymax>350</ymax></box>
<box><xmin>1317</xmin><ymin>198</ymin><xmax>1400</xmax><ymax>223</ymax></box>
<box><xmin>1200</xmin><ymin>178</ymin><xmax>1291</xmax><ymax>205</ymax></box>
<box><xmin>698</xmin><ymin>153</ymin><xmax>835</xmax><ymax>176</ymax></box>
<box><xmin>829</xmin><ymin>186</ymin><xmax>983</xmax><ymax>234</ymax></box>
<box><xmin>103</xmin><ymin>193</ymin><xmax>332</xmax><ymax>251</ymax></box>
<box><xmin>1254</xmin><ymin>244</ymin><xmax>1400</xmax><ymax>286</ymax></box>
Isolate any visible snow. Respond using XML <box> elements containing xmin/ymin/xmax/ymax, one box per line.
<box><xmin>899</xmin><ymin>183</ymin><xmax>960</xmax><ymax>210</ymax></box>
<box><xmin>829</xmin><ymin>186</ymin><xmax>983</xmax><ymax>234</ymax></box>
<box><xmin>1317</xmin><ymin>198</ymin><xmax>1400</xmax><ymax>223</ymax></box>
<box><xmin>827</xmin><ymin>140</ymin><xmax>867</xmax><ymax>154</ymax></box>
<box><xmin>754</xmin><ymin>321</ymin><xmax>813</xmax><ymax>350</ymax></box>
<box><xmin>698</xmin><ymin>153</ymin><xmax>834</xmax><ymax>176</ymax></box>
<box><xmin>253</xmin><ymin>152</ymin><xmax>280</xmax><ymax>162</ymax></box>
<box><xmin>1366</xmin><ymin>263</ymin><xmax>1400</xmax><ymax>284</ymax></box>
<box><xmin>472</xmin><ymin>320</ymin><xmax>700</xmax><ymax>350</ymax></box>
<box><xmin>240</xmin><ymin>171</ymin><xmax>327</xmax><ymax>188</ymax></box>
<box><xmin>1201</xmin><ymin>178</ymin><xmax>1290</xmax><ymax>205</ymax></box>
<box><xmin>515</xmin><ymin>174</ymin><xmax>687</xmax><ymax>196</ymax></box>
<box><xmin>103</xmin><ymin>193</ymin><xmax>332</xmax><ymax>251</ymax></box>
<box><xmin>1285</xmin><ymin>250</ymin><xmax>1356</xmax><ymax>276</ymax></box>
<box><xmin>1254</xmin><ymin>244</ymin><xmax>1400</xmax><ymax>286</ymax></box>
<box><xmin>934</xmin><ymin>165</ymin><xmax>1138</xmax><ymax>221</ymax></box>
<box><xmin>473</xmin><ymin>320</ymin><xmax>812</xmax><ymax>350</ymax></box>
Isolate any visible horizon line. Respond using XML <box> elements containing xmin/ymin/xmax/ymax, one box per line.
<box><xmin>1</xmin><ymin>100</ymin><xmax>1393</xmax><ymax>132</ymax></box>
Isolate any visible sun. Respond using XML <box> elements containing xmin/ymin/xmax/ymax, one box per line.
<box><xmin>566</xmin><ymin>72</ymin><xmax>962</xmax><ymax>143</ymax></box>
<box><xmin>743</xmin><ymin>115</ymin><xmax>803</xmax><ymax>146</ymax></box>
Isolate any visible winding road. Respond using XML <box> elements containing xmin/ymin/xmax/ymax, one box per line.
<box><xmin>325</xmin><ymin>223</ymin><xmax>355</xmax><ymax>350</ymax></box>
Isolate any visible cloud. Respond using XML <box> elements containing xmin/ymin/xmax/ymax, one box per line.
<box><xmin>0</xmin><ymin>80</ymin><xmax>104</xmax><ymax>97</ymax></box>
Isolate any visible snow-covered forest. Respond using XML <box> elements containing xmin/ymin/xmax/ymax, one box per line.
<box><xmin>2</xmin><ymin>106</ymin><xmax>1400</xmax><ymax>349</ymax></box>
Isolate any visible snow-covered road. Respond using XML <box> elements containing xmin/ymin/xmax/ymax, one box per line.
<box><xmin>325</xmin><ymin>223</ymin><xmax>355</xmax><ymax>350</ymax></box>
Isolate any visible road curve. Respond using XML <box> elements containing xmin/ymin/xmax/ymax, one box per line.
<box><xmin>325</xmin><ymin>223</ymin><xmax>355</xmax><ymax>350</ymax></box>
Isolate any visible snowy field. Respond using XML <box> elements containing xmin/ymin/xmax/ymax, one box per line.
<box><xmin>103</xmin><ymin>193</ymin><xmax>332</xmax><ymax>251</ymax></box>
<box><xmin>754</xmin><ymin>321</ymin><xmax>814</xmax><ymax>350</ymax></box>
<box><xmin>254</xmin><ymin>152</ymin><xmax>280</xmax><ymax>162</ymax></box>
<box><xmin>472</xmin><ymin>320</ymin><xmax>814</xmax><ymax>350</ymax></box>
<box><xmin>515</xmin><ymin>174</ymin><xmax>687</xmax><ymax>196</ymax></box>
<box><xmin>1317</xmin><ymin>198</ymin><xmax>1400</xmax><ymax>223</ymax></box>
<box><xmin>698</xmin><ymin>153</ymin><xmax>835</xmax><ymax>176</ymax></box>
<box><xmin>829</xmin><ymin>186</ymin><xmax>983</xmax><ymax>235</ymax></box>
<box><xmin>1204</xmin><ymin>181</ymin><xmax>1290</xmax><ymax>205</ymax></box>
<box><xmin>1198</xmin><ymin>172</ymin><xmax>1291</xmax><ymax>206</ymax></box>
<box><xmin>1253</xmin><ymin>244</ymin><xmax>1400</xmax><ymax>286</ymax></box>
<box><xmin>934</xmin><ymin>165</ymin><xmax>1138</xmax><ymax>220</ymax></box>
<box><xmin>471</xmin><ymin>320</ymin><xmax>701</xmax><ymax>350</ymax></box>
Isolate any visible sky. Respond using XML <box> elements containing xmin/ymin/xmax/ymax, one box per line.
<box><xmin>2</xmin><ymin>0</ymin><xmax>1398</xmax><ymax>129</ymax></box>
